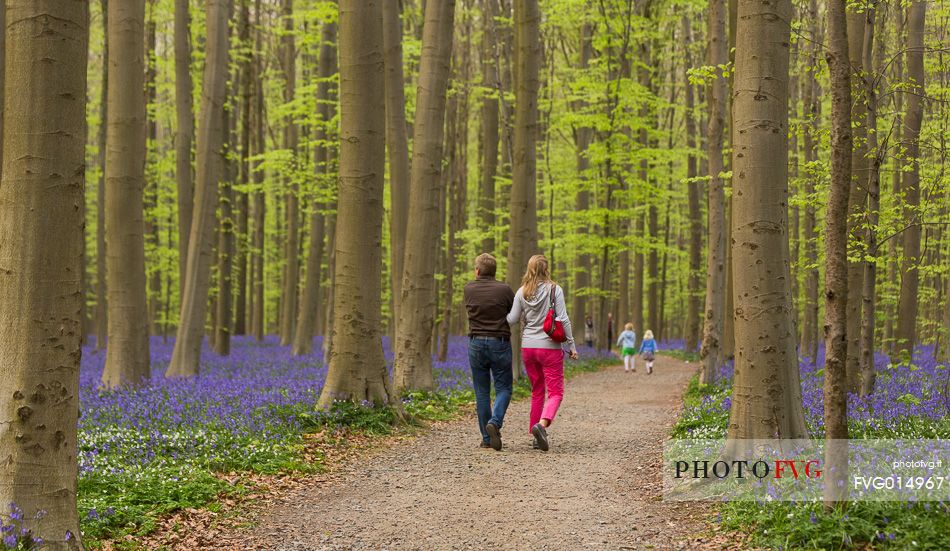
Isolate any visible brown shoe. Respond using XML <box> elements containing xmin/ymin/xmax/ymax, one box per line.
<box><xmin>486</xmin><ymin>422</ymin><xmax>502</xmax><ymax>451</ymax></box>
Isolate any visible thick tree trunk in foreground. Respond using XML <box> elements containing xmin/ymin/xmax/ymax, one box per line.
<box><xmin>0</xmin><ymin>1</ymin><xmax>89</xmax><ymax>545</ymax></box>
<box><xmin>174</xmin><ymin>0</ymin><xmax>195</xmax><ymax>287</ymax></box>
<box><xmin>278</xmin><ymin>0</ymin><xmax>300</xmax><ymax>346</ymax></box>
<box><xmin>383</xmin><ymin>0</ymin><xmax>411</xmax><ymax>329</ymax></box>
<box><xmin>726</xmin><ymin>0</ymin><xmax>807</xmax><ymax>443</ymax></box>
<box><xmin>823</xmin><ymin>0</ymin><xmax>852</xmax><ymax>507</ymax></box>
<box><xmin>894</xmin><ymin>1</ymin><xmax>927</xmax><ymax>359</ymax></box>
<box><xmin>700</xmin><ymin>0</ymin><xmax>727</xmax><ymax>385</ymax></box>
<box><xmin>167</xmin><ymin>0</ymin><xmax>232</xmax><ymax>378</ymax></box>
<box><xmin>393</xmin><ymin>0</ymin><xmax>456</xmax><ymax>392</ymax></box>
<box><xmin>318</xmin><ymin>0</ymin><xmax>395</xmax><ymax>407</ymax></box>
<box><xmin>293</xmin><ymin>21</ymin><xmax>337</xmax><ymax>356</ymax></box>
<box><xmin>102</xmin><ymin>0</ymin><xmax>151</xmax><ymax>389</ymax></box>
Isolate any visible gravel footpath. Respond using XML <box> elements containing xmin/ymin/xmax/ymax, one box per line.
<box><xmin>209</xmin><ymin>355</ymin><xmax>742</xmax><ymax>550</ymax></box>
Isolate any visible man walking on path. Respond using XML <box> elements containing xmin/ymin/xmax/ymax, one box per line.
<box><xmin>464</xmin><ymin>253</ymin><xmax>515</xmax><ymax>450</ymax></box>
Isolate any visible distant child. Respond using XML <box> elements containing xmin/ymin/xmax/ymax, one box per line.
<box><xmin>616</xmin><ymin>323</ymin><xmax>637</xmax><ymax>372</ymax></box>
<box><xmin>639</xmin><ymin>330</ymin><xmax>658</xmax><ymax>374</ymax></box>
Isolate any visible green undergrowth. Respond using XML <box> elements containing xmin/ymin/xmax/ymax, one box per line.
<box><xmin>82</xmin><ymin>356</ymin><xmax>615</xmax><ymax>548</ymax></box>
<box><xmin>672</xmin><ymin>374</ymin><xmax>949</xmax><ymax>550</ymax></box>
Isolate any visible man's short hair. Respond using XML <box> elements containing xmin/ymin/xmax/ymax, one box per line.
<box><xmin>475</xmin><ymin>253</ymin><xmax>497</xmax><ymax>277</ymax></box>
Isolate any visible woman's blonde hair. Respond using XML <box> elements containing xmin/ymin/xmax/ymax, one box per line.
<box><xmin>644</xmin><ymin>330</ymin><xmax>654</xmax><ymax>340</ymax></box>
<box><xmin>625</xmin><ymin>323</ymin><xmax>634</xmax><ymax>331</ymax></box>
<box><xmin>521</xmin><ymin>254</ymin><xmax>553</xmax><ymax>300</ymax></box>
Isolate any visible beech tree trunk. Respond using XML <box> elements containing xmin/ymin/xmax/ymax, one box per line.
<box><xmin>894</xmin><ymin>1</ymin><xmax>927</xmax><ymax>359</ymax></box>
<box><xmin>167</xmin><ymin>0</ymin><xmax>232</xmax><ymax>378</ymax></box>
<box><xmin>0</xmin><ymin>0</ymin><xmax>89</xmax><ymax>544</ymax></box>
<box><xmin>214</xmin><ymin>100</ymin><xmax>234</xmax><ymax>356</ymax></box>
<box><xmin>507</xmin><ymin>0</ymin><xmax>541</xmax><ymax>287</ymax></box>
<box><xmin>700</xmin><ymin>0</ymin><xmax>728</xmax><ymax>385</ymax></box>
<box><xmin>859</xmin><ymin>7</ymin><xmax>880</xmax><ymax>397</ymax></box>
<box><xmin>101</xmin><ymin>0</ymin><xmax>151</xmax><ymax>389</ymax></box>
<box><xmin>174</xmin><ymin>0</ymin><xmax>195</xmax><ymax>287</ymax></box>
<box><xmin>884</xmin><ymin>7</ymin><xmax>904</xmax><ymax>352</ymax></box>
<box><xmin>393</xmin><ymin>0</ymin><xmax>456</xmax><ymax>392</ymax></box>
<box><xmin>278</xmin><ymin>0</ymin><xmax>300</xmax><ymax>346</ymax></box>
<box><xmin>318</xmin><ymin>0</ymin><xmax>395</xmax><ymax>406</ymax></box>
<box><xmin>726</xmin><ymin>0</ymin><xmax>807</xmax><ymax>443</ymax></box>
<box><xmin>823</xmin><ymin>0</ymin><xmax>853</xmax><ymax>507</ymax></box>
<box><xmin>572</xmin><ymin>22</ymin><xmax>594</xmax><ymax>326</ymax></box>
<box><xmin>845</xmin><ymin>10</ymin><xmax>868</xmax><ymax>392</ymax></box>
<box><xmin>96</xmin><ymin>0</ymin><xmax>110</xmax><ymax>350</ymax></box>
<box><xmin>800</xmin><ymin>0</ymin><xmax>820</xmax><ymax>363</ymax></box>
<box><xmin>683</xmin><ymin>16</ymin><xmax>702</xmax><ymax>353</ymax></box>
<box><xmin>234</xmin><ymin>0</ymin><xmax>252</xmax><ymax>337</ymax></box>
<box><xmin>480</xmin><ymin>0</ymin><xmax>502</xmax><ymax>255</ymax></box>
<box><xmin>383</xmin><ymin>0</ymin><xmax>411</xmax><ymax>330</ymax></box>
<box><xmin>250</xmin><ymin>0</ymin><xmax>266</xmax><ymax>341</ymax></box>
<box><xmin>293</xmin><ymin>21</ymin><xmax>337</xmax><ymax>356</ymax></box>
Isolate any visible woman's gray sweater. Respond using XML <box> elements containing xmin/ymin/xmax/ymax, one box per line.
<box><xmin>506</xmin><ymin>283</ymin><xmax>577</xmax><ymax>353</ymax></box>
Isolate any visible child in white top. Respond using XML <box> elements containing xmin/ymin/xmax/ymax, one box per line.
<box><xmin>616</xmin><ymin>323</ymin><xmax>637</xmax><ymax>372</ymax></box>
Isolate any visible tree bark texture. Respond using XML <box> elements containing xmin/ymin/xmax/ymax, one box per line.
<box><xmin>166</xmin><ymin>0</ymin><xmax>232</xmax><ymax>378</ymax></box>
<box><xmin>318</xmin><ymin>0</ymin><xmax>395</xmax><ymax>406</ymax></box>
<box><xmin>726</xmin><ymin>0</ymin><xmax>808</xmax><ymax>441</ymax></box>
<box><xmin>0</xmin><ymin>1</ymin><xmax>89</xmax><ymax>545</ymax></box>
<box><xmin>699</xmin><ymin>0</ymin><xmax>727</xmax><ymax>385</ymax></box>
<box><xmin>293</xmin><ymin>21</ymin><xmax>337</xmax><ymax>356</ymax></box>
<box><xmin>174</xmin><ymin>0</ymin><xmax>195</xmax><ymax>288</ymax></box>
<box><xmin>394</xmin><ymin>0</ymin><xmax>457</xmax><ymax>392</ymax></box>
<box><xmin>894</xmin><ymin>1</ymin><xmax>926</xmax><ymax>358</ymax></box>
<box><xmin>823</xmin><ymin>0</ymin><xmax>853</xmax><ymax>506</ymax></box>
<box><xmin>102</xmin><ymin>0</ymin><xmax>151</xmax><ymax>389</ymax></box>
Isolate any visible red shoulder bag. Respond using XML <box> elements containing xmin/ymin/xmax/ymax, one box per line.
<box><xmin>542</xmin><ymin>283</ymin><xmax>568</xmax><ymax>343</ymax></box>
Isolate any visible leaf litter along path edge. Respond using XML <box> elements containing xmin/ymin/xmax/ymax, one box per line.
<box><xmin>203</xmin><ymin>355</ymin><xmax>744</xmax><ymax>551</ymax></box>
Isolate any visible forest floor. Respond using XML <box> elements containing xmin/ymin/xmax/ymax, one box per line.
<box><xmin>161</xmin><ymin>356</ymin><xmax>746</xmax><ymax>550</ymax></box>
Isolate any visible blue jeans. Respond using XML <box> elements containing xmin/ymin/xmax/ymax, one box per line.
<box><xmin>468</xmin><ymin>337</ymin><xmax>513</xmax><ymax>444</ymax></box>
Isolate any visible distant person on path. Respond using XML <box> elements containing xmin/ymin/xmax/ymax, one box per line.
<box><xmin>507</xmin><ymin>254</ymin><xmax>578</xmax><ymax>451</ymax></box>
<box><xmin>584</xmin><ymin>315</ymin><xmax>595</xmax><ymax>348</ymax></box>
<box><xmin>606</xmin><ymin>312</ymin><xmax>615</xmax><ymax>349</ymax></box>
<box><xmin>616</xmin><ymin>323</ymin><xmax>638</xmax><ymax>373</ymax></box>
<box><xmin>639</xmin><ymin>330</ymin><xmax>658</xmax><ymax>374</ymax></box>
<box><xmin>464</xmin><ymin>253</ymin><xmax>515</xmax><ymax>451</ymax></box>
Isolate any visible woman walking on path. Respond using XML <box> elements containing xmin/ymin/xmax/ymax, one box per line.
<box><xmin>639</xmin><ymin>330</ymin><xmax>658</xmax><ymax>374</ymax></box>
<box><xmin>507</xmin><ymin>255</ymin><xmax>578</xmax><ymax>451</ymax></box>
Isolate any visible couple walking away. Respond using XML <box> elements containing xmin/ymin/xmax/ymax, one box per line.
<box><xmin>463</xmin><ymin>253</ymin><xmax>578</xmax><ymax>452</ymax></box>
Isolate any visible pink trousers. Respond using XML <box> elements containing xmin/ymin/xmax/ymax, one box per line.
<box><xmin>523</xmin><ymin>347</ymin><xmax>565</xmax><ymax>432</ymax></box>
